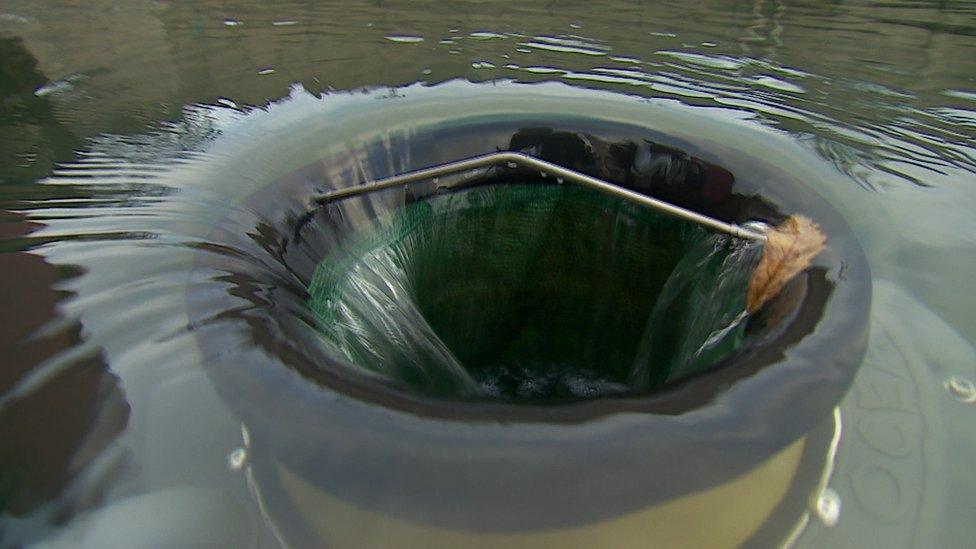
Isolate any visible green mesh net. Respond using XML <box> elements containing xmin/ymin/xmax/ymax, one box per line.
<box><xmin>308</xmin><ymin>183</ymin><xmax>754</xmax><ymax>402</ymax></box>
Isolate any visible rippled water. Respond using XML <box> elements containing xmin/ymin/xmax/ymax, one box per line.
<box><xmin>1</xmin><ymin>1</ymin><xmax>975</xmax><ymax>547</ymax></box>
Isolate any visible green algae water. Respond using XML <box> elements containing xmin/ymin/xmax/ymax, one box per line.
<box><xmin>1</xmin><ymin>2</ymin><xmax>975</xmax><ymax>548</ymax></box>
<box><xmin>630</xmin><ymin>224</ymin><xmax>758</xmax><ymax>389</ymax></box>
<box><xmin>308</xmin><ymin>182</ymin><xmax>759</xmax><ymax>401</ymax></box>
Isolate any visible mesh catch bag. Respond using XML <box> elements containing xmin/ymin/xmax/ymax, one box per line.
<box><xmin>308</xmin><ymin>183</ymin><xmax>752</xmax><ymax>401</ymax></box>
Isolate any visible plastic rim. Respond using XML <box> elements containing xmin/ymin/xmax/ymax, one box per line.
<box><xmin>188</xmin><ymin>115</ymin><xmax>871</xmax><ymax>532</ymax></box>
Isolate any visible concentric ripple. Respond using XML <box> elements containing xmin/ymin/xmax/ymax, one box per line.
<box><xmin>1</xmin><ymin>1</ymin><xmax>975</xmax><ymax>546</ymax></box>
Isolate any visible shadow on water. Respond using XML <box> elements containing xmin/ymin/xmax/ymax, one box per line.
<box><xmin>0</xmin><ymin>210</ymin><xmax>129</xmax><ymax>519</ymax></box>
<box><xmin>0</xmin><ymin>36</ymin><xmax>128</xmax><ymax>527</ymax></box>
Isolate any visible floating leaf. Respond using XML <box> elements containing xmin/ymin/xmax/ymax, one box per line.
<box><xmin>747</xmin><ymin>215</ymin><xmax>826</xmax><ymax>313</ymax></box>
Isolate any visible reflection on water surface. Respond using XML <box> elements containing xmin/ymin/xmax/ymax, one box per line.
<box><xmin>1</xmin><ymin>1</ymin><xmax>974</xmax><ymax>547</ymax></box>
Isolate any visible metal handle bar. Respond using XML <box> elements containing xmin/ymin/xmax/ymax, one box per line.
<box><xmin>313</xmin><ymin>151</ymin><xmax>767</xmax><ymax>242</ymax></box>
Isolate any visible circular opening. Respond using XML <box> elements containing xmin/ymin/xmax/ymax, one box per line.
<box><xmin>308</xmin><ymin>181</ymin><xmax>758</xmax><ymax>402</ymax></box>
<box><xmin>189</xmin><ymin>111</ymin><xmax>870</xmax><ymax>533</ymax></box>
<box><xmin>197</xmin><ymin>120</ymin><xmax>864</xmax><ymax>423</ymax></box>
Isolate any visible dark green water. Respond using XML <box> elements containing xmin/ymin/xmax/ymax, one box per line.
<box><xmin>1</xmin><ymin>1</ymin><xmax>974</xmax><ymax>547</ymax></box>
<box><xmin>307</xmin><ymin>182</ymin><xmax>755</xmax><ymax>401</ymax></box>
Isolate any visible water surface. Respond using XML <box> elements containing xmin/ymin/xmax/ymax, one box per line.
<box><xmin>1</xmin><ymin>1</ymin><xmax>975</xmax><ymax>547</ymax></box>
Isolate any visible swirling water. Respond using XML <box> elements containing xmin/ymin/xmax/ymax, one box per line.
<box><xmin>1</xmin><ymin>1</ymin><xmax>975</xmax><ymax>547</ymax></box>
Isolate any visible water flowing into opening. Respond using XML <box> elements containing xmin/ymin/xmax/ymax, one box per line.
<box><xmin>308</xmin><ymin>181</ymin><xmax>762</xmax><ymax>401</ymax></box>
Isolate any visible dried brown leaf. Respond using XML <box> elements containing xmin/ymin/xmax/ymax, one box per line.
<box><xmin>747</xmin><ymin>215</ymin><xmax>826</xmax><ymax>313</ymax></box>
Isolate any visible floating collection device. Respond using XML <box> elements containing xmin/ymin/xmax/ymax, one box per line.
<box><xmin>189</xmin><ymin>119</ymin><xmax>866</xmax><ymax>547</ymax></box>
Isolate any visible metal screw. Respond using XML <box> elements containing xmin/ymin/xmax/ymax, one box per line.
<box><xmin>944</xmin><ymin>376</ymin><xmax>976</xmax><ymax>403</ymax></box>
<box><xmin>227</xmin><ymin>448</ymin><xmax>248</xmax><ymax>471</ymax></box>
<box><xmin>813</xmin><ymin>488</ymin><xmax>841</xmax><ymax>527</ymax></box>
